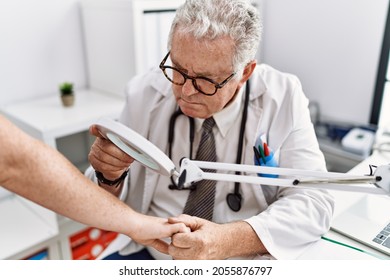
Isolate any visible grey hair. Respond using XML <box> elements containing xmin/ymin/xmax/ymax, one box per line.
<box><xmin>167</xmin><ymin>0</ymin><xmax>262</xmax><ymax>73</ymax></box>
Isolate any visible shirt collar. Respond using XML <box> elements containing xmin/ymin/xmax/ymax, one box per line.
<box><xmin>195</xmin><ymin>84</ymin><xmax>244</xmax><ymax>138</ymax></box>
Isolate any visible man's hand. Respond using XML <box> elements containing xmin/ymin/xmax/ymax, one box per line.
<box><xmin>88</xmin><ymin>124</ymin><xmax>134</xmax><ymax>181</ymax></box>
<box><xmin>168</xmin><ymin>214</ymin><xmax>267</xmax><ymax>259</ymax></box>
<box><xmin>168</xmin><ymin>215</ymin><xmax>226</xmax><ymax>259</ymax></box>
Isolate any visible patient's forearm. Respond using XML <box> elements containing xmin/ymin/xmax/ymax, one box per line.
<box><xmin>0</xmin><ymin>116</ymin><xmax>136</xmax><ymax>236</ymax></box>
<box><xmin>0</xmin><ymin>116</ymin><xmax>189</xmax><ymax>255</ymax></box>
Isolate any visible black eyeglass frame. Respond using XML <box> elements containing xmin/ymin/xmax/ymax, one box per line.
<box><xmin>159</xmin><ymin>51</ymin><xmax>236</xmax><ymax>96</ymax></box>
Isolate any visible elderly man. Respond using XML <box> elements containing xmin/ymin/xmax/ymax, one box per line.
<box><xmin>87</xmin><ymin>0</ymin><xmax>334</xmax><ymax>260</ymax></box>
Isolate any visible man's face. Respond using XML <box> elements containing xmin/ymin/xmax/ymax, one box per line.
<box><xmin>169</xmin><ymin>34</ymin><xmax>243</xmax><ymax>119</ymax></box>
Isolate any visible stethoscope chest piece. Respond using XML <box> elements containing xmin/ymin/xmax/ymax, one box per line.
<box><xmin>226</xmin><ymin>192</ymin><xmax>242</xmax><ymax>212</ymax></box>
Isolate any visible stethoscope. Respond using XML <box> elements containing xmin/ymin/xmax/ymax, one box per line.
<box><xmin>167</xmin><ymin>80</ymin><xmax>250</xmax><ymax>212</ymax></box>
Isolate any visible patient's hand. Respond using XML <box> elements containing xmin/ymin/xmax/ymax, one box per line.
<box><xmin>130</xmin><ymin>213</ymin><xmax>190</xmax><ymax>255</ymax></box>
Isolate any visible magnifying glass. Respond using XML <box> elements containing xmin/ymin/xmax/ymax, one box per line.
<box><xmin>93</xmin><ymin>118</ymin><xmax>390</xmax><ymax>196</ymax></box>
<box><xmin>94</xmin><ymin>118</ymin><xmax>179</xmax><ymax>178</ymax></box>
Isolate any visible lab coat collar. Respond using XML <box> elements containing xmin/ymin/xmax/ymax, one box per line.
<box><xmin>249</xmin><ymin>64</ymin><xmax>267</xmax><ymax>100</ymax></box>
<box><xmin>150</xmin><ymin>68</ymin><xmax>172</xmax><ymax>97</ymax></box>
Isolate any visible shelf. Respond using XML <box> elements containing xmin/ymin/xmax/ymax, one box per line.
<box><xmin>1</xmin><ymin>89</ymin><xmax>124</xmax><ymax>147</ymax></box>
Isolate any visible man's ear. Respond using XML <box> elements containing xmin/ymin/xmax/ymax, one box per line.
<box><xmin>238</xmin><ymin>60</ymin><xmax>257</xmax><ymax>87</ymax></box>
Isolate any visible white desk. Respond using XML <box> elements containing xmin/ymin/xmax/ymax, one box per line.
<box><xmin>0</xmin><ymin>89</ymin><xmax>124</xmax><ymax>259</ymax></box>
<box><xmin>299</xmin><ymin>149</ymin><xmax>390</xmax><ymax>259</ymax></box>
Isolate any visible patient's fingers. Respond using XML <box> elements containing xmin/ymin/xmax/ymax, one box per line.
<box><xmin>149</xmin><ymin>239</ymin><xmax>169</xmax><ymax>254</ymax></box>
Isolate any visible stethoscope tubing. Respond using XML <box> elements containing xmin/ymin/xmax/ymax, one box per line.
<box><xmin>167</xmin><ymin>80</ymin><xmax>251</xmax><ymax>212</ymax></box>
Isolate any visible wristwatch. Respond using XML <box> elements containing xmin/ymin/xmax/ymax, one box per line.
<box><xmin>95</xmin><ymin>170</ymin><xmax>128</xmax><ymax>187</ymax></box>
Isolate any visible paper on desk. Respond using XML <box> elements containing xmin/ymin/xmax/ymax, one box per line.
<box><xmin>297</xmin><ymin>238</ymin><xmax>380</xmax><ymax>260</ymax></box>
<box><xmin>0</xmin><ymin>187</ymin><xmax>12</xmax><ymax>201</ymax></box>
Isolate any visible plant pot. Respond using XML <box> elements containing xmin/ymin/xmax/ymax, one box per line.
<box><xmin>61</xmin><ymin>95</ymin><xmax>75</xmax><ymax>107</ymax></box>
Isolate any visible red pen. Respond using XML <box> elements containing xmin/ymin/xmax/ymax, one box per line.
<box><xmin>263</xmin><ymin>142</ymin><xmax>270</xmax><ymax>156</ymax></box>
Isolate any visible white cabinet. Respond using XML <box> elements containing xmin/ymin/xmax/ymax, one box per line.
<box><xmin>0</xmin><ymin>89</ymin><xmax>124</xmax><ymax>259</ymax></box>
<box><xmin>0</xmin><ymin>191</ymin><xmax>58</xmax><ymax>260</ymax></box>
<box><xmin>1</xmin><ymin>89</ymin><xmax>123</xmax><ymax>148</ymax></box>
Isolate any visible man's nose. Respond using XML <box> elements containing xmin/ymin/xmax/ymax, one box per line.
<box><xmin>181</xmin><ymin>79</ymin><xmax>198</xmax><ymax>96</ymax></box>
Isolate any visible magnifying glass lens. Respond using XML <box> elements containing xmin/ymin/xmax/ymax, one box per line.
<box><xmin>106</xmin><ymin>132</ymin><xmax>159</xmax><ymax>170</ymax></box>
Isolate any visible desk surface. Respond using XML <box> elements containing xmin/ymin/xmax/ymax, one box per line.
<box><xmin>314</xmin><ymin>150</ymin><xmax>390</xmax><ymax>259</ymax></box>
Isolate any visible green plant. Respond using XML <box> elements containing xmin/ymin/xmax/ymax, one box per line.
<box><xmin>59</xmin><ymin>82</ymin><xmax>74</xmax><ymax>96</ymax></box>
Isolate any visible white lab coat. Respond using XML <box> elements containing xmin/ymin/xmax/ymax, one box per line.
<box><xmin>86</xmin><ymin>63</ymin><xmax>334</xmax><ymax>260</ymax></box>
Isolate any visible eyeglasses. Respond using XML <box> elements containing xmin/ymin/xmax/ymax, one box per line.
<box><xmin>159</xmin><ymin>52</ymin><xmax>236</xmax><ymax>96</ymax></box>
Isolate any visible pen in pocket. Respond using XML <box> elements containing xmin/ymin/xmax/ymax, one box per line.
<box><xmin>253</xmin><ymin>146</ymin><xmax>261</xmax><ymax>165</ymax></box>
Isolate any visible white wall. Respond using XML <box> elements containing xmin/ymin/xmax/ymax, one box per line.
<box><xmin>80</xmin><ymin>0</ymin><xmax>184</xmax><ymax>96</ymax></box>
<box><xmin>0</xmin><ymin>0</ymin><xmax>87</xmax><ymax>107</ymax></box>
<box><xmin>260</xmin><ymin>0</ymin><xmax>389</xmax><ymax>126</ymax></box>
<box><xmin>1</xmin><ymin>0</ymin><xmax>388</xmax><ymax>128</ymax></box>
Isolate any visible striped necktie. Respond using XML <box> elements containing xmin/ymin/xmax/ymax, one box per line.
<box><xmin>183</xmin><ymin>117</ymin><xmax>217</xmax><ymax>220</ymax></box>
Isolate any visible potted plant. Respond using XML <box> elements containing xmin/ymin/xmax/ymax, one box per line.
<box><xmin>59</xmin><ymin>82</ymin><xmax>75</xmax><ymax>107</ymax></box>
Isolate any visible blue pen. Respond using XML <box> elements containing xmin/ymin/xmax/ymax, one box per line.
<box><xmin>253</xmin><ymin>146</ymin><xmax>262</xmax><ymax>165</ymax></box>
